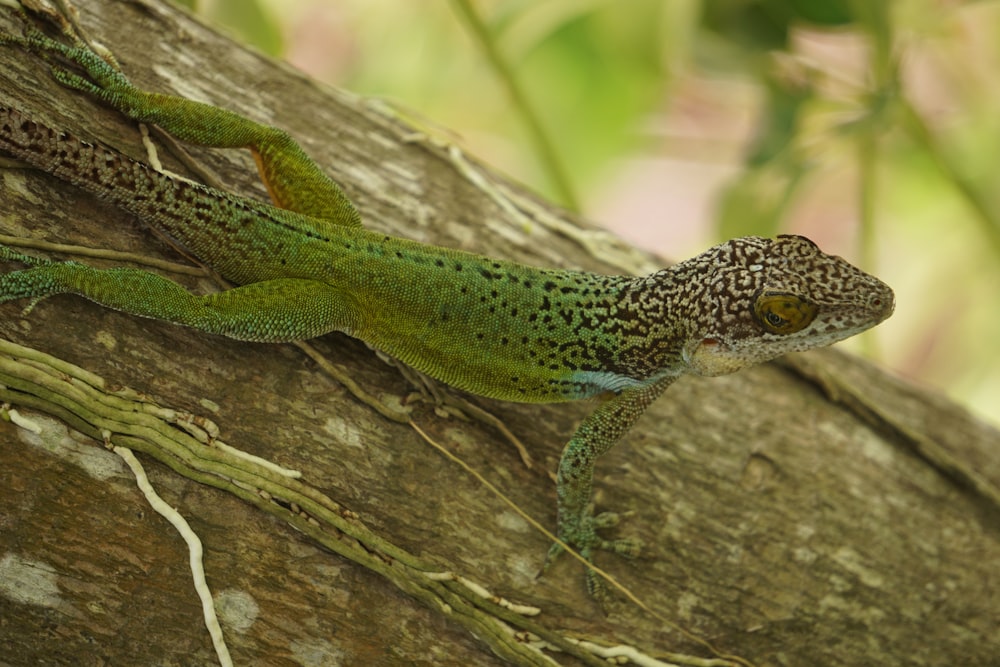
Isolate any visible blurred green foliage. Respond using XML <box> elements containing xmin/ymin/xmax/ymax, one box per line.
<box><xmin>180</xmin><ymin>0</ymin><xmax>282</xmax><ymax>56</ymax></box>
<box><xmin>707</xmin><ymin>1</ymin><xmax>892</xmax><ymax>240</ymax></box>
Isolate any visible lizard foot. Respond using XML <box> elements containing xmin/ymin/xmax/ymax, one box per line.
<box><xmin>538</xmin><ymin>508</ymin><xmax>644</xmax><ymax>607</ymax></box>
<box><xmin>1</xmin><ymin>6</ymin><xmax>137</xmax><ymax>107</ymax></box>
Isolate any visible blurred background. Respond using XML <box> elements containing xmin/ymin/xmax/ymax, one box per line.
<box><xmin>177</xmin><ymin>0</ymin><xmax>1000</xmax><ymax>429</ymax></box>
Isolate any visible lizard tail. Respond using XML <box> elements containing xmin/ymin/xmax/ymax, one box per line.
<box><xmin>1</xmin><ymin>104</ymin><xmax>168</xmax><ymax>210</ymax></box>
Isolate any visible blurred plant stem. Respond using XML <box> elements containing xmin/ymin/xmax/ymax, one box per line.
<box><xmin>450</xmin><ymin>0</ymin><xmax>580</xmax><ymax>212</ymax></box>
<box><xmin>899</xmin><ymin>98</ymin><xmax>1000</xmax><ymax>258</ymax></box>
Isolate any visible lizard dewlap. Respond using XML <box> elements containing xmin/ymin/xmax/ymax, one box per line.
<box><xmin>0</xmin><ymin>12</ymin><xmax>894</xmax><ymax>602</ymax></box>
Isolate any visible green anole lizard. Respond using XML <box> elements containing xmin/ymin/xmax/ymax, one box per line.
<box><xmin>0</xmin><ymin>13</ymin><xmax>894</xmax><ymax>600</ymax></box>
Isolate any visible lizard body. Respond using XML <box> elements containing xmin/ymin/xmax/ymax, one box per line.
<box><xmin>0</xmin><ymin>17</ymin><xmax>894</xmax><ymax>599</ymax></box>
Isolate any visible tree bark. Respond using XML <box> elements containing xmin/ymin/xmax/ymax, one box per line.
<box><xmin>0</xmin><ymin>1</ymin><xmax>997</xmax><ymax>665</ymax></box>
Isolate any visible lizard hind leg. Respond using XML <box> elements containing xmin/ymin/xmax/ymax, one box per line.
<box><xmin>5</xmin><ymin>16</ymin><xmax>362</xmax><ymax>229</ymax></box>
<box><xmin>0</xmin><ymin>260</ymin><xmax>361</xmax><ymax>343</ymax></box>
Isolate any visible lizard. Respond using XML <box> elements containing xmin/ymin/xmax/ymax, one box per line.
<box><xmin>0</xmin><ymin>10</ymin><xmax>894</xmax><ymax>601</ymax></box>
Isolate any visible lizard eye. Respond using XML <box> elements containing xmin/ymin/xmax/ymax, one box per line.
<box><xmin>765</xmin><ymin>311</ymin><xmax>786</xmax><ymax>327</ymax></box>
<box><xmin>754</xmin><ymin>293</ymin><xmax>817</xmax><ymax>334</ymax></box>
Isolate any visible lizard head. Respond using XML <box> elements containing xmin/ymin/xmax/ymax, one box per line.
<box><xmin>680</xmin><ymin>235</ymin><xmax>895</xmax><ymax>376</ymax></box>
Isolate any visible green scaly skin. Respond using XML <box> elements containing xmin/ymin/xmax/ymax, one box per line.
<box><xmin>0</xmin><ymin>19</ymin><xmax>895</xmax><ymax>601</ymax></box>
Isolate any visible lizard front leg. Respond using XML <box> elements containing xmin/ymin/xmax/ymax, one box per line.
<box><xmin>545</xmin><ymin>373</ymin><xmax>677</xmax><ymax>601</ymax></box>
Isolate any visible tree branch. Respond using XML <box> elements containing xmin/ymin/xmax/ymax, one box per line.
<box><xmin>0</xmin><ymin>1</ymin><xmax>997</xmax><ymax>665</ymax></box>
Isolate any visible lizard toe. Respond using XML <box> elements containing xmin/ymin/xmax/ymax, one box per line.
<box><xmin>599</xmin><ymin>536</ymin><xmax>643</xmax><ymax>559</ymax></box>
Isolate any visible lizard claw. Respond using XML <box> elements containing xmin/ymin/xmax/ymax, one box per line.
<box><xmin>585</xmin><ymin>569</ymin><xmax>611</xmax><ymax>612</ymax></box>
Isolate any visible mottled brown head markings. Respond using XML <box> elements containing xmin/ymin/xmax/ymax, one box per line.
<box><xmin>677</xmin><ymin>234</ymin><xmax>894</xmax><ymax>377</ymax></box>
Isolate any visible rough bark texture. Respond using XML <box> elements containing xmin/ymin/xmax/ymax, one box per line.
<box><xmin>0</xmin><ymin>1</ymin><xmax>997</xmax><ymax>666</ymax></box>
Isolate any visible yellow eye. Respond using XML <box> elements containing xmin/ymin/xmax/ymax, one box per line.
<box><xmin>754</xmin><ymin>293</ymin><xmax>817</xmax><ymax>334</ymax></box>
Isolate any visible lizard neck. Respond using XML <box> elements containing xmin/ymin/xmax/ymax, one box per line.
<box><xmin>605</xmin><ymin>265</ymin><xmax>702</xmax><ymax>382</ymax></box>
